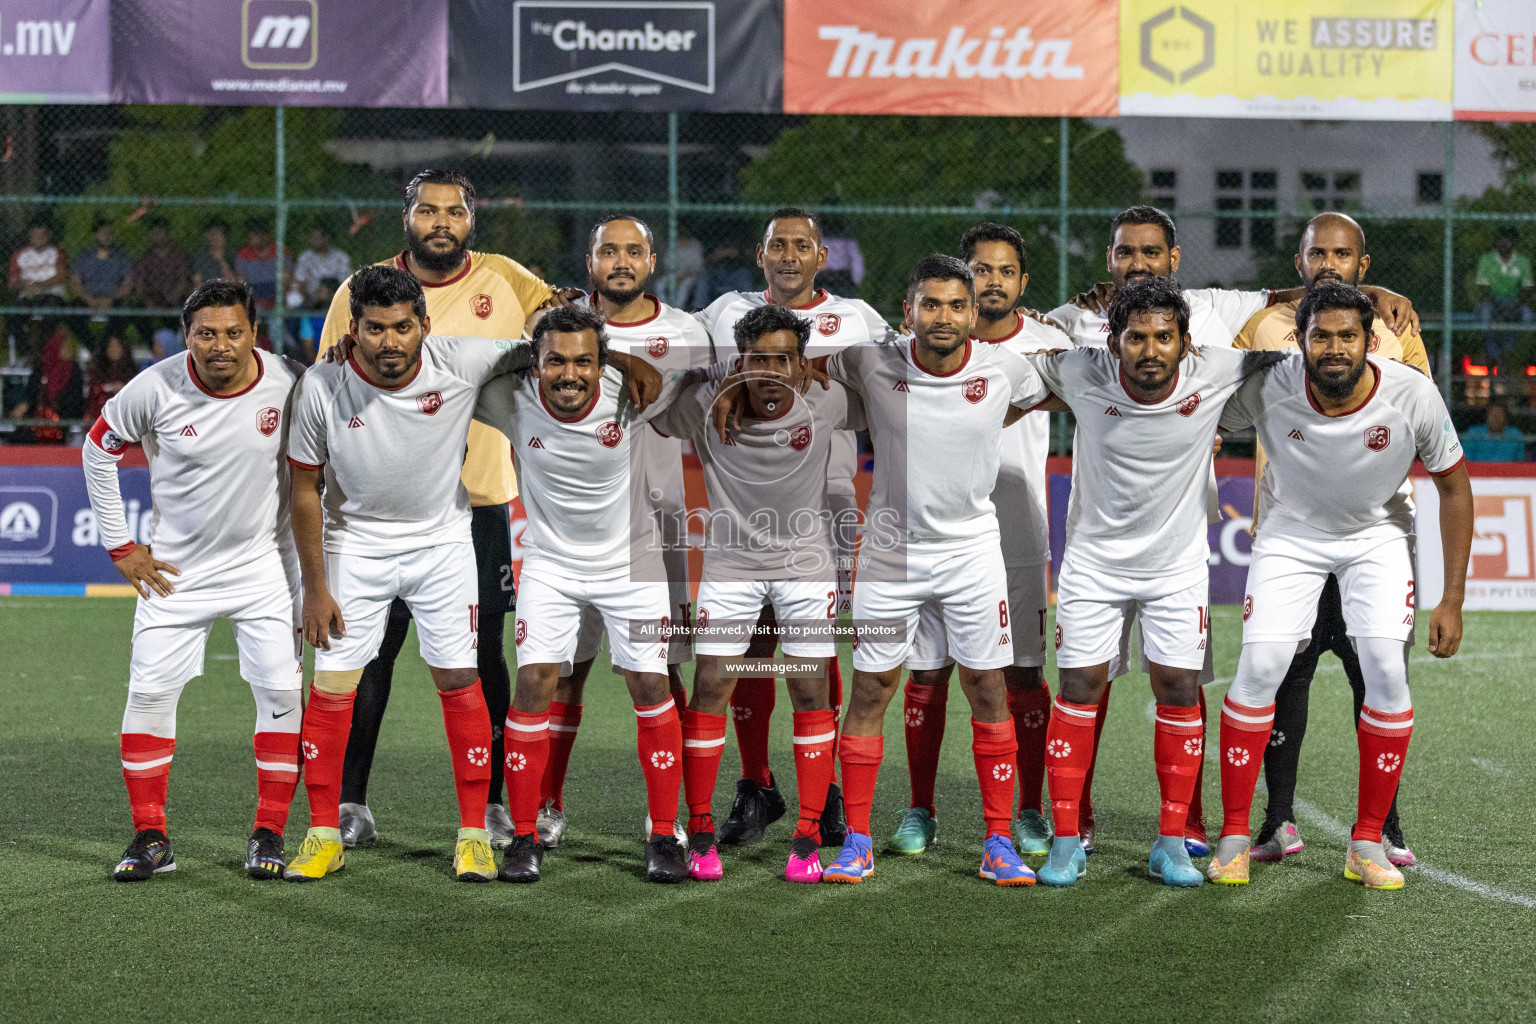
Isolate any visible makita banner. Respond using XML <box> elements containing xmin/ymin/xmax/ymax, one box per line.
<box><xmin>782</xmin><ymin>0</ymin><xmax>1118</xmax><ymax>116</ymax></box>
<box><xmin>111</xmin><ymin>0</ymin><xmax>448</xmax><ymax>107</ymax></box>
<box><xmin>450</xmin><ymin>0</ymin><xmax>782</xmax><ymax>111</ymax></box>
<box><xmin>0</xmin><ymin>0</ymin><xmax>109</xmax><ymax>103</ymax></box>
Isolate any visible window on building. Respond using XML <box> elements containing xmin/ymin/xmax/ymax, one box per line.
<box><xmin>1417</xmin><ymin>171</ymin><xmax>1443</xmax><ymax>205</ymax></box>
<box><xmin>1250</xmin><ymin>170</ymin><xmax>1278</xmax><ymax>250</ymax></box>
<box><xmin>1215</xmin><ymin>169</ymin><xmax>1278</xmax><ymax>249</ymax></box>
<box><xmin>1302</xmin><ymin>170</ymin><xmax>1363</xmax><ymax>212</ymax></box>
<box><xmin>1147</xmin><ymin>169</ymin><xmax>1177</xmax><ymax>210</ymax></box>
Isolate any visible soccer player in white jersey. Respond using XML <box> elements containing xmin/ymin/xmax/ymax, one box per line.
<box><xmin>1025</xmin><ymin>277</ymin><xmax>1283</xmax><ymax>889</ymax></box>
<box><xmin>694</xmin><ymin>207</ymin><xmax>890</xmax><ymax>848</ymax></box>
<box><xmin>83</xmin><ymin>281</ymin><xmax>304</xmax><ymax>881</ymax></box>
<box><xmin>535</xmin><ymin>214</ymin><xmax>712</xmax><ymax>846</ymax></box>
<box><xmin>474</xmin><ymin>305</ymin><xmax>690</xmax><ymax>885</ymax></box>
<box><xmin>1209</xmin><ymin>283</ymin><xmax>1472</xmax><ymax>889</ymax></box>
<box><xmin>807</xmin><ymin>255</ymin><xmax>1051</xmax><ymax>887</ymax></box>
<box><xmin>649</xmin><ymin>303</ymin><xmax>862</xmax><ymax>883</ymax></box>
<box><xmin>893</xmin><ymin>223</ymin><xmax>1069</xmax><ymax>859</ymax></box>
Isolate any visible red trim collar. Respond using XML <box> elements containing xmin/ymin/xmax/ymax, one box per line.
<box><xmin>538</xmin><ymin>379</ymin><xmax>603</xmax><ymax>423</ymax></box>
<box><xmin>973</xmin><ymin>309</ymin><xmax>1025</xmax><ymax>344</ymax></box>
<box><xmin>591</xmin><ymin>292</ymin><xmax>662</xmax><ymax>327</ymax></box>
<box><xmin>765</xmin><ymin>287</ymin><xmax>828</xmax><ymax>310</ymax></box>
<box><xmin>187</xmin><ymin>352</ymin><xmax>264</xmax><ymax>399</ymax></box>
<box><xmin>1118</xmin><ymin>362</ymin><xmax>1180</xmax><ymax>406</ymax></box>
<box><xmin>909</xmin><ymin>336</ymin><xmax>972</xmax><ymax>377</ymax></box>
<box><xmin>347</xmin><ymin>351</ymin><xmax>422</xmax><ymax>392</ymax></box>
<box><xmin>395</xmin><ymin>250</ymin><xmax>473</xmax><ymax>287</ymax></box>
<box><xmin>1306</xmin><ymin>359</ymin><xmax>1381</xmax><ymax>417</ymax></box>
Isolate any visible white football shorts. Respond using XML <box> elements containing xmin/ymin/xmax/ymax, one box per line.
<box><xmin>516</xmin><ymin>566</ymin><xmax>671</xmax><ymax>674</ymax></box>
<box><xmin>695</xmin><ymin>577</ymin><xmax>838</xmax><ymax>658</ymax></box>
<box><xmin>1054</xmin><ymin>555</ymin><xmax>1210</xmax><ymax>673</ymax></box>
<box><xmin>1243</xmin><ymin>528</ymin><xmax>1417</xmax><ymax>645</ymax></box>
<box><xmin>905</xmin><ymin>561</ymin><xmax>1050</xmax><ymax>671</ymax></box>
<box><xmin>317</xmin><ymin>541</ymin><xmax>479</xmax><ymax>672</ymax></box>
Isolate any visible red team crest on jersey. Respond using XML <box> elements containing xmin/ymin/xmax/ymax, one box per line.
<box><xmin>962</xmin><ymin>376</ymin><xmax>988</xmax><ymax>404</ymax></box>
<box><xmin>257</xmin><ymin>407</ymin><xmax>280</xmax><ymax>437</ymax></box>
<box><xmin>1177</xmin><ymin>393</ymin><xmax>1201</xmax><ymax>417</ymax></box>
<box><xmin>646</xmin><ymin>336</ymin><xmax>669</xmax><ymax>358</ymax></box>
<box><xmin>1243</xmin><ymin>595</ymin><xmax>1253</xmax><ymax>622</ymax></box>
<box><xmin>815</xmin><ymin>313</ymin><xmax>840</xmax><ymax>336</ymax></box>
<box><xmin>789</xmin><ymin>425</ymin><xmax>811</xmax><ymax>451</ymax></box>
<box><xmin>515</xmin><ymin>619</ymin><xmax>527</xmax><ymax>646</ymax></box>
<box><xmin>418</xmin><ymin>391</ymin><xmax>443</xmax><ymax>416</ymax></box>
<box><xmin>471</xmin><ymin>293</ymin><xmax>493</xmax><ymax>320</ymax></box>
<box><xmin>597</xmin><ymin>421</ymin><xmax>624</xmax><ymax>448</ymax></box>
<box><xmin>1365</xmin><ymin>426</ymin><xmax>1391</xmax><ymax>452</ymax></box>
<box><xmin>1054</xmin><ymin>624</ymin><xmax>1063</xmax><ymax>651</ymax></box>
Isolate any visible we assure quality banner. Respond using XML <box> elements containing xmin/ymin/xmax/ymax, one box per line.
<box><xmin>1118</xmin><ymin>0</ymin><xmax>1455</xmax><ymax>120</ymax></box>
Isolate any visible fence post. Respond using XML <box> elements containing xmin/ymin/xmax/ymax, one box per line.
<box><xmin>1441</xmin><ymin>120</ymin><xmax>1455</xmax><ymax>401</ymax></box>
<box><xmin>1055</xmin><ymin>115</ymin><xmax>1070</xmax><ymax>454</ymax></box>
<box><xmin>273</xmin><ymin>105</ymin><xmax>288</xmax><ymax>356</ymax></box>
<box><xmin>666</xmin><ymin>112</ymin><xmax>679</xmax><ymax>306</ymax></box>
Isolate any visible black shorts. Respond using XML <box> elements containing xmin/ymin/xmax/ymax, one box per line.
<box><xmin>471</xmin><ymin>502</ymin><xmax>516</xmax><ymax>616</ymax></box>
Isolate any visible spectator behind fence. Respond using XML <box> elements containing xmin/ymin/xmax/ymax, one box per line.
<box><xmin>292</xmin><ymin>224</ymin><xmax>351</xmax><ymax>309</ymax></box>
<box><xmin>132</xmin><ymin>216</ymin><xmax>194</xmax><ymax>311</ymax></box>
<box><xmin>71</xmin><ymin>216</ymin><xmax>132</xmax><ymax>346</ymax></box>
<box><xmin>9</xmin><ymin>218</ymin><xmax>69</xmax><ymax>305</ymax></box>
<box><xmin>235</xmin><ymin>218</ymin><xmax>287</xmax><ymax>310</ymax></box>
<box><xmin>7</xmin><ymin>325</ymin><xmax>82</xmax><ymax>444</ymax></box>
<box><xmin>83</xmin><ymin>332</ymin><xmax>138</xmax><ymax>423</ymax></box>
<box><xmin>192</xmin><ymin>217</ymin><xmax>238</xmax><ymax>288</ymax></box>
<box><xmin>1460</xmin><ymin>402</ymin><xmax>1527</xmax><ymax>462</ymax></box>
<box><xmin>1475</xmin><ymin>226</ymin><xmax>1535</xmax><ymax>375</ymax></box>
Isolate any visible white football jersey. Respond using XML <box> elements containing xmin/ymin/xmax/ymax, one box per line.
<box><xmin>1220</xmin><ymin>355</ymin><xmax>1463</xmax><ymax>540</ymax></box>
<box><xmin>475</xmin><ymin>365</ymin><xmax>676</xmax><ymax>581</ymax></box>
<box><xmin>651</xmin><ymin>378</ymin><xmax>865</xmax><ymax>582</ymax></box>
<box><xmin>697</xmin><ymin>288</ymin><xmax>894</xmax><ymax>486</ymax></box>
<box><xmin>828</xmin><ymin>336</ymin><xmax>1049</xmax><ymax>560</ymax></box>
<box><xmin>1047</xmin><ymin>287</ymin><xmax>1271</xmax><ymax>350</ymax></box>
<box><xmin>1029</xmin><ymin>345</ymin><xmax>1281</xmax><ymax>579</ymax></box>
<box><xmin>287</xmin><ymin>334</ymin><xmax>530</xmax><ymax>557</ymax></box>
<box><xmin>981</xmin><ymin>310</ymin><xmax>1072</xmax><ymax>566</ymax></box>
<box><xmin>85</xmin><ymin>351</ymin><xmax>302</xmax><ymax>592</ymax></box>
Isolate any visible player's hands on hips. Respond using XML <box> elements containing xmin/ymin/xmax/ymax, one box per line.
<box><xmin>303</xmin><ymin>589</ymin><xmax>346</xmax><ymax>650</ymax></box>
<box><xmin>114</xmin><ymin>545</ymin><xmax>180</xmax><ymax>598</ymax></box>
<box><xmin>324</xmin><ymin>333</ymin><xmax>355</xmax><ymax>365</ymax></box>
<box><xmin>1426</xmin><ymin>601</ymin><xmax>1462</xmax><ymax>658</ymax></box>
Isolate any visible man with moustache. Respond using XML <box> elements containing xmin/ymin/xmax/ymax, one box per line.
<box><xmin>316</xmin><ymin>170</ymin><xmax>559</xmax><ymax>849</ymax></box>
<box><xmin>1231</xmin><ymin>212</ymin><xmax>1431</xmax><ymax>868</ymax></box>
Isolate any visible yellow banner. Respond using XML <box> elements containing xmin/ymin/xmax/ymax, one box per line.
<box><xmin>1119</xmin><ymin>0</ymin><xmax>1454</xmax><ymax>119</ymax></box>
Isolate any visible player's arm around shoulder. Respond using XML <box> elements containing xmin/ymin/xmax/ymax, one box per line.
<box><xmin>480</xmin><ymin>252</ymin><xmax>556</xmax><ymax>315</ymax></box>
<box><xmin>314</xmin><ymin>278</ymin><xmax>354</xmax><ymax>359</ymax></box>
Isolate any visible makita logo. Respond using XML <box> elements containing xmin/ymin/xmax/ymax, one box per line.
<box><xmin>1</xmin><ymin>19</ymin><xmax>76</xmax><ymax>57</ymax></box>
<box><xmin>817</xmin><ymin>25</ymin><xmax>1084</xmax><ymax>80</ymax></box>
<box><xmin>242</xmin><ymin>0</ymin><xmax>317</xmax><ymax>71</ymax></box>
<box><xmin>515</xmin><ymin>2</ymin><xmax>714</xmax><ymax>94</ymax></box>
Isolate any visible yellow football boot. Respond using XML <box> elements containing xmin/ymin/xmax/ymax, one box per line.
<box><xmin>1345</xmin><ymin>842</ymin><xmax>1405</xmax><ymax>890</ymax></box>
<box><xmin>1206</xmin><ymin>849</ymin><xmax>1251</xmax><ymax>885</ymax></box>
<box><xmin>284</xmin><ymin>828</ymin><xmax>345</xmax><ymax>882</ymax></box>
<box><xmin>454</xmin><ymin>828</ymin><xmax>497</xmax><ymax>882</ymax></box>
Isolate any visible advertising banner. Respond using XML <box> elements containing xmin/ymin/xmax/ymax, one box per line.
<box><xmin>1413</xmin><ymin>467</ymin><xmax>1536</xmax><ymax>611</ymax></box>
<box><xmin>0</xmin><ymin>458</ymin><xmax>150</xmax><ymax>589</ymax></box>
<box><xmin>111</xmin><ymin>0</ymin><xmax>448</xmax><ymax>107</ymax></box>
<box><xmin>0</xmin><ymin>0</ymin><xmax>108</xmax><ymax>103</ymax></box>
<box><xmin>1453</xmin><ymin>0</ymin><xmax>1536</xmax><ymax>121</ymax></box>
<box><xmin>1118</xmin><ymin>0</ymin><xmax>1454</xmax><ymax>120</ymax></box>
<box><xmin>782</xmin><ymin>0</ymin><xmax>1118</xmax><ymax>116</ymax></box>
<box><xmin>450</xmin><ymin>0</ymin><xmax>782</xmax><ymax>111</ymax></box>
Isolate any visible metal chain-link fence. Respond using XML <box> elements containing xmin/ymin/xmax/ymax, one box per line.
<box><xmin>4</xmin><ymin>104</ymin><xmax>1536</xmax><ymax>449</ymax></box>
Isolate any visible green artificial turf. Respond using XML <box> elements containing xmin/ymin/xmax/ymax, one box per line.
<box><xmin>2</xmin><ymin>598</ymin><xmax>1532</xmax><ymax>1023</ymax></box>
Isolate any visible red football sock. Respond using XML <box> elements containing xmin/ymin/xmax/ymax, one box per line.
<box><xmin>1354</xmin><ymin>705</ymin><xmax>1413</xmax><ymax>841</ymax></box>
<box><xmin>1154</xmin><ymin>704</ymin><xmax>1205</xmax><ymax>837</ymax></box>
<box><xmin>439</xmin><ymin>682</ymin><xmax>493</xmax><ymax>831</ymax></box>
<box><xmin>1007</xmin><ymin>681</ymin><xmax>1051</xmax><ymax>814</ymax></box>
<box><xmin>1218</xmin><ymin>695</ymin><xmax>1275</xmax><ymax>837</ymax></box>
<box><xmin>972</xmin><ymin>719</ymin><xmax>1019</xmax><ymax>838</ymax></box>
<box><xmin>730</xmin><ymin>677</ymin><xmax>775</xmax><ymax>787</ymax></box>
<box><xmin>252</xmin><ymin>731</ymin><xmax>300</xmax><ymax>834</ymax></box>
<box><xmin>903</xmin><ymin>679</ymin><xmax>947</xmax><ymax>817</ymax></box>
<box><xmin>1187</xmin><ymin>687</ymin><xmax>1208</xmax><ymax>833</ymax></box>
<box><xmin>505</xmin><ymin>709</ymin><xmax>549</xmax><ymax>836</ymax></box>
<box><xmin>1080</xmin><ymin>680</ymin><xmax>1112</xmax><ymax>825</ymax></box>
<box><xmin>826</xmin><ymin>659</ymin><xmax>844</xmax><ymax>772</ymax></box>
<box><xmin>839</xmin><ymin>733</ymin><xmax>883</xmax><ymax>837</ymax></box>
<box><xmin>791</xmin><ymin>709</ymin><xmax>836</xmax><ymax>841</ymax></box>
<box><xmin>1045</xmin><ymin>696</ymin><xmax>1098</xmax><ymax>838</ymax></box>
<box><xmin>299</xmin><ymin>685</ymin><xmax>354</xmax><ymax>830</ymax></box>
<box><xmin>636</xmin><ymin>699</ymin><xmax>684</xmax><ymax>836</ymax></box>
<box><xmin>121</xmin><ymin>734</ymin><xmax>175</xmax><ymax>833</ymax></box>
<box><xmin>540</xmin><ymin>700</ymin><xmax>582</xmax><ymax>811</ymax></box>
<box><xmin>682</xmin><ymin>708</ymin><xmax>728</xmax><ymax>834</ymax></box>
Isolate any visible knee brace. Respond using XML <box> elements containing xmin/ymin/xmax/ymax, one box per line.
<box><xmin>313</xmin><ymin>668</ymin><xmax>364</xmax><ymax>695</ymax></box>
<box><xmin>251</xmin><ymin>685</ymin><xmax>302</xmax><ymax>733</ymax></box>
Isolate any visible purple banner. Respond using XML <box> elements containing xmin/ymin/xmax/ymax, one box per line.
<box><xmin>0</xmin><ymin>0</ymin><xmax>109</xmax><ymax>102</ymax></box>
<box><xmin>0</xmin><ymin>462</ymin><xmax>150</xmax><ymax>586</ymax></box>
<box><xmin>111</xmin><ymin>0</ymin><xmax>447</xmax><ymax>107</ymax></box>
<box><xmin>1047</xmin><ymin>469</ymin><xmax>1255</xmax><ymax>605</ymax></box>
